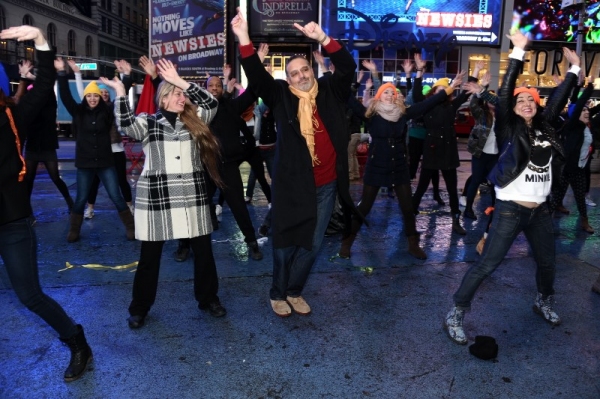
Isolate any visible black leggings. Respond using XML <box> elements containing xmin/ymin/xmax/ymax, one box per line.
<box><xmin>350</xmin><ymin>183</ymin><xmax>418</xmax><ymax>237</ymax></box>
<box><xmin>413</xmin><ymin>168</ymin><xmax>460</xmax><ymax>215</ymax></box>
<box><xmin>25</xmin><ymin>158</ymin><xmax>73</xmax><ymax>209</ymax></box>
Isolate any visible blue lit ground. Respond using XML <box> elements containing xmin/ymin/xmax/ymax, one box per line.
<box><xmin>1</xmin><ymin>139</ymin><xmax>599</xmax><ymax>397</ymax></box>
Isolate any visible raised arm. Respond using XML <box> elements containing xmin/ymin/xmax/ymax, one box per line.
<box><xmin>54</xmin><ymin>57</ymin><xmax>79</xmax><ymax>117</ymax></box>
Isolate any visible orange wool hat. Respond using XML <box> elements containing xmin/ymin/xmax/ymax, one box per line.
<box><xmin>374</xmin><ymin>83</ymin><xmax>398</xmax><ymax>100</ymax></box>
<box><xmin>513</xmin><ymin>87</ymin><xmax>540</xmax><ymax>104</ymax></box>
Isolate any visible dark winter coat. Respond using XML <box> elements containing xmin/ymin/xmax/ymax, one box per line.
<box><xmin>210</xmin><ymin>89</ymin><xmax>257</xmax><ymax>163</ymax></box>
<box><xmin>240</xmin><ymin>42</ymin><xmax>358</xmax><ymax>250</ymax></box>
<box><xmin>414</xmin><ymin>84</ymin><xmax>470</xmax><ymax>170</ymax></box>
<box><xmin>57</xmin><ymin>73</ymin><xmax>116</xmax><ymax>169</ymax></box>
<box><xmin>347</xmin><ymin>85</ymin><xmax>449</xmax><ymax>187</ymax></box>
<box><xmin>561</xmin><ymin>83</ymin><xmax>594</xmax><ymax>173</ymax></box>
<box><xmin>23</xmin><ymin>82</ymin><xmax>59</xmax><ymax>153</ymax></box>
<box><xmin>489</xmin><ymin>56</ymin><xmax>574</xmax><ymax>189</ymax></box>
<box><xmin>0</xmin><ymin>48</ymin><xmax>55</xmax><ymax>226</ymax></box>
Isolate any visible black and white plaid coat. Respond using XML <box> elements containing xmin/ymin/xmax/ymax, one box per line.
<box><xmin>115</xmin><ymin>83</ymin><xmax>218</xmax><ymax>241</ymax></box>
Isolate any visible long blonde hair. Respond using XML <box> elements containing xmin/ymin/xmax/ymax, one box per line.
<box><xmin>365</xmin><ymin>96</ymin><xmax>406</xmax><ymax>118</ymax></box>
<box><xmin>157</xmin><ymin>81</ymin><xmax>224</xmax><ymax>188</ymax></box>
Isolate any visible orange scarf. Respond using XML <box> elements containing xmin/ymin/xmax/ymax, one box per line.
<box><xmin>6</xmin><ymin>107</ymin><xmax>26</xmax><ymax>182</ymax></box>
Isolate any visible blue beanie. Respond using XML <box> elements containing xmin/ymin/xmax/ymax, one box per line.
<box><xmin>0</xmin><ymin>62</ymin><xmax>10</xmax><ymax>95</ymax></box>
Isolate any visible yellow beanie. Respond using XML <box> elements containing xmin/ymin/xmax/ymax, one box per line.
<box><xmin>432</xmin><ymin>78</ymin><xmax>450</xmax><ymax>88</ymax></box>
<box><xmin>83</xmin><ymin>81</ymin><xmax>101</xmax><ymax>97</ymax></box>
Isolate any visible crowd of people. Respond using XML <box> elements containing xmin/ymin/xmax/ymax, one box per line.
<box><xmin>2</xmin><ymin>12</ymin><xmax>600</xmax><ymax>382</ymax></box>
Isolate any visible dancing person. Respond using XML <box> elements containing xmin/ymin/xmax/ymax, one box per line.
<box><xmin>55</xmin><ymin>58</ymin><xmax>134</xmax><ymax>242</ymax></box>
<box><xmin>550</xmin><ymin>80</ymin><xmax>595</xmax><ymax>233</ymax></box>
<box><xmin>19</xmin><ymin>60</ymin><xmax>74</xmax><ymax>213</ymax></box>
<box><xmin>443</xmin><ymin>32</ymin><xmax>580</xmax><ymax>345</ymax></box>
<box><xmin>462</xmin><ymin>69</ymin><xmax>499</xmax><ymax>221</ymax></box>
<box><xmin>101</xmin><ymin>58</ymin><xmax>226</xmax><ymax>329</ymax></box>
<box><xmin>338</xmin><ymin>59</ymin><xmax>462</xmax><ymax>260</ymax></box>
<box><xmin>411</xmin><ymin>71</ymin><xmax>470</xmax><ymax>235</ymax></box>
<box><xmin>76</xmin><ymin>60</ymin><xmax>135</xmax><ymax>218</ymax></box>
<box><xmin>0</xmin><ymin>24</ymin><xmax>92</xmax><ymax>381</ymax></box>
<box><xmin>231</xmin><ymin>8</ymin><xmax>363</xmax><ymax>316</ymax></box>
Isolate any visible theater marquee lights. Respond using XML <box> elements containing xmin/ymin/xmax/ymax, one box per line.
<box><xmin>321</xmin><ymin>0</ymin><xmax>504</xmax><ymax>48</ymax></box>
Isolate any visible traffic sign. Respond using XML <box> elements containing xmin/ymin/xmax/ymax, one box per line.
<box><xmin>76</xmin><ymin>63</ymin><xmax>97</xmax><ymax>70</ymax></box>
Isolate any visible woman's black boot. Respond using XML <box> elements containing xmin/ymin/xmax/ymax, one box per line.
<box><xmin>60</xmin><ymin>324</ymin><xmax>93</xmax><ymax>382</ymax></box>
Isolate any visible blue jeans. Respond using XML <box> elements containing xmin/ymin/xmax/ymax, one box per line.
<box><xmin>0</xmin><ymin>216</ymin><xmax>78</xmax><ymax>339</ymax></box>
<box><xmin>453</xmin><ymin>200</ymin><xmax>556</xmax><ymax>309</ymax></box>
<box><xmin>246</xmin><ymin>147</ymin><xmax>275</xmax><ymax>198</ymax></box>
<box><xmin>466</xmin><ymin>153</ymin><xmax>499</xmax><ymax>205</ymax></box>
<box><xmin>72</xmin><ymin>167</ymin><xmax>128</xmax><ymax>214</ymax></box>
<box><xmin>270</xmin><ymin>180</ymin><xmax>337</xmax><ymax>300</ymax></box>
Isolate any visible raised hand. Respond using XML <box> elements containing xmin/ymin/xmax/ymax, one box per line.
<box><xmin>230</xmin><ymin>7</ymin><xmax>250</xmax><ymax>45</ymax></box>
<box><xmin>156</xmin><ymin>59</ymin><xmax>180</xmax><ymax>84</ymax></box>
<box><xmin>313</xmin><ymin>50</ymin><xmax>327</xmax><ymax>70</ymax></box>
<box><xmin>0</xmin><ymin>25</ymin><xmax>47</xmax><ymax>46</ymax></box>
<box><xmin>139</xmin><ymin>55</ymin><xmax>157</xmax><ymax>79</ymax></box>
<box><xmin>480</xmin><ymin>71</ymin><xmax>491</xmax><ymax>87</ymax></box>
<box><xmin>226</xmin><ymin>77</ymin><xmax>237</xmax><ymax>93</ymax></box>
<box><xmin>99</xmin><ymin>76</ymin><xmax>126</xmax><ymax>97</ymax></box>
<box><xmin>563</xmin><ymin>47</ymin><xmax>580</xmax><ymax>67</ymax></box>
<box><xmin>462</xmin><ymin>81</ymin><xmax>483</xmax><ymax>95</ymax></box>
<box><xmin>18</xmin><ymin>59</ymin><xmax>33</xmax><ymax>78</ymax></box>
<box><xmin>54</xmin><ymin>57</ymin><xmax>66</xmax><ymax>72</ymax></box>
<box><xmin>451</xmin><ymin>70</ymin><xmax>467</xmax><ymax>89</ymax></box>
<box><xmin>365</xmin><ymin>78</ymin><xmax>373</xmax><ymax>91</ymax></box>
<box><xmin>67</xmin><ymin>59</ymin><xmax>80</xmax><ymax>73</ymax></box>
<box><xmin>362</xmin><ymin>59</ymin><xmax>377</xmax><ymax>73</ymax></box>
<box><xmin>357</xmin><ymin>69</ymin><xmax>365</xmax><ymax>83</ymax></box>
<box><xmin>257</xmin><ymin>43</ymin><xmax>269</xmax><ymax>62</ymax></box>
<box><xmin>115</xmin><ymin>59</ymin><xmax>132</xmax><ymax>75</ymax></box>
<box><xmin>402</xmin><ymin>59</ymin><xmax>413</xmax><ymax>74</ymax></box>
<box><xmin>507</xmin><ymin>29</ymin><xmax>528</xmax><ymax>50</ymax></box>
<box><xmin>293</xmin><ymin>21</ymin><xmax>326</xmax><ymax>43</ymax></box>
<box><xmin>414</xmin><ymin>53</ymin><xmax>427</xmax><ymax>71</ymax></box>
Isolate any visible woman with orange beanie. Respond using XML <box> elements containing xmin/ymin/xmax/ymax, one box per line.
<box><xmin>339</xmin><ymin>70</ymin><xmax>463</xmax><ymax>260</ymax></box>
<box><xmin>444</xmin><ymin>32</ymin><xmax>580</xmax><ymax>345</ymax></box>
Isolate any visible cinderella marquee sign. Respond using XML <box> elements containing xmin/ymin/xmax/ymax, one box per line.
<box><xmin>249</xmin><ymin>0</ymin><xmax>319</xmax><ymax>35</ymax></box>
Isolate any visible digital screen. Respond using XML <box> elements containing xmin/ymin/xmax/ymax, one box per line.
<box><xmin>513</xmin><ymin>0</ymin><xmax>600</xmax><ymax>44</ymax></box>
<box><xmin>321</xmin><ymin>0</ymin><xmax>504</xmax><ymax>47</ymax></box>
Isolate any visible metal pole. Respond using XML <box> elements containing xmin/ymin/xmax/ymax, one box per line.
<box><xmin>576</xmin><ymin>1</ymin><xmax>586</xmax><ymax>56</ymax></box>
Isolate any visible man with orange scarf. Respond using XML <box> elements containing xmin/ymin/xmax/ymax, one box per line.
<box><xmin>231</xmin><ymin>8</ymin><xmax>362</xmax><ymax>317</ymax></box>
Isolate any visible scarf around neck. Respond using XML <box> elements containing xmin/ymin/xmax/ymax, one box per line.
<box><xmin>375</xmin><ymin>101</ymin><xmax>402</xmax><ymax>122</ymax></box>
<box><xmin>289</xmin><ymin>81</ymin><xmax>320</xmax><ymax>165</ymax></box>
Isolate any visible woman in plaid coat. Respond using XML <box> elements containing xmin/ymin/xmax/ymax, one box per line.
<box><xmin>102</xmin><ymin>59</ymin><xmax>225</xmax><ymax>329</ymax></box>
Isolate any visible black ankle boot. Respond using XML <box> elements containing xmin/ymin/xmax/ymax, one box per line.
<box><xmin>452</xmin><ymin>213</ymin><xmax>467</xmax><ymax>235</ymax></box>
<box><xmin>60</xmin><ymin>324</ymin><xmax>93</xmax><ymax>382</ymax></box>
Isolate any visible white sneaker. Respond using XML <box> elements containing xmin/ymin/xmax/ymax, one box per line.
<box><xmin>586</xmin><ymin>196</ymin><xmax>596</xmax><ymax>207</ymax></box>
<box><xmin>444</xmin><ymin>307</ymin><xmax>467</xmax><ymax>345</ymax></box>
<box><xmin>128</xmin><ymin>204</ymin><xmax>135</xmax><ymax>215</ymax></box>
<box><xmin>215</xmin><ymin>204</ymin><xmax>222</xmax><ymax>215</ymax></box>
<box><xmin>84</xmin><ymin>206</ymin><xmax>94</xmax><ymax>219</ymax></box>
<box><xmin>459</xmin><ymin>196</ymin><xmax>467</xmax><ymax>207</ymax></box>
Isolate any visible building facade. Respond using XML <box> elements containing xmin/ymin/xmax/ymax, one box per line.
<box><xmin>0</xmin><ymin>0</ymin><xmax>149</xmax><ymax>84</ymax></box>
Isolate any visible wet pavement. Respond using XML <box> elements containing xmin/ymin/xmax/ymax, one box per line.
<box><xmin>1</xmin><ymin>139</ymin><xmax>600</xmax><ymax>398</ymax></box>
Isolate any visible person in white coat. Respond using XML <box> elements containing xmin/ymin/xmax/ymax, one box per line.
<box><xmin>101</xmin><ymin>59</ymin><xmax>225</xmax><ymax>329</ymax></box>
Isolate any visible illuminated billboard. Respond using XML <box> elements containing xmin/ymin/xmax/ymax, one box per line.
<box><xmin>149</xmin><ymin>0</ymin><xmax>226</xmax><ymax>77</ymax></box>
<box><xmin>321</xmin><ymin>0</ymin><xmax>504</xmax><ymax>48</ymax></box>
<box><xmin>513</xmin><ymin>0</ymin><xmax>600</xmax><ymax>44</ymax></box>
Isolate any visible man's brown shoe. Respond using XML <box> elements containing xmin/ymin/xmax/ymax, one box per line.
<box><xmin>270</xmin><ymin>300</ymin><xmax>292</xmax><ymax>317</ymax></box>
<box><xmin>286</xmin><ymin>296</ymin><xmax>311</xmax><ymax>315</ymax></box>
